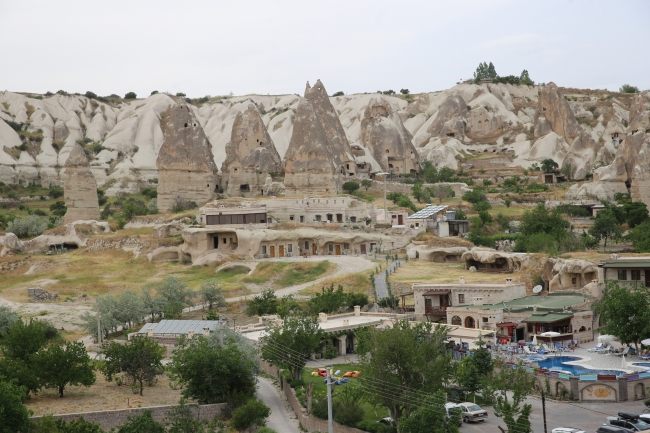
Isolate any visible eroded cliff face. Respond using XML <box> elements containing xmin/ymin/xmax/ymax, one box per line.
<box><xmin>359</xmin><ymin>97</ymin><xmax>420</xmax><ymax>174</ymax></box>
<box><xmin>535</xmin><ymin>82</ymin><xmax>582</xmax><ymax>143</ymax></box>
<box><xmin>62</xmin><ymin>143</ymin><xmax>100</xmax><ymax>223</ymax></box>
<box><xmin>221</xmin><ymin>104</ymin><xmax>282</xmax><ymax>196</ymax></box>
<box><xmin>282</xmin><ymin>98</ymin><xmax>341</xmax><ymax>194</ymax></box>
<box><xmin>156</xmin><ymin>102</ymin><xmax>218</xmax><ymax>212</ymax></box>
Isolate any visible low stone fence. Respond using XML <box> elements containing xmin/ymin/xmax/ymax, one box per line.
<box><xmin>261</xmin><ymin>361</ymin><xmax>368</xmax><ymax>433</ymax></box>
<box><xmin>519</xmin><ymin>364</ymin><xmax>650</xmax><ymax>402</ymax></box>
<box><xmin>31</xmin><ymin>403</ymin><xmax>224</xmax><ymax>430</ymax></box>
<box><xmin>367</xmin><ymin>180</ymin><xmax>470</xmax><ymax>197</ymax></box>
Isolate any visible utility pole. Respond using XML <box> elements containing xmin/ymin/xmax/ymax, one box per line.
<box><xmin>542</xmin><ymin>389</ymin><xmax>548</xmax><ymax>433</ymax></box>
<box><xmin>96</xmin><ymin>297</ymin><xmax>102</xmax><ymax>360</ymax></box>
<box><xmin>219</xmin><ymin>318</ymin><xmax>225</xmax><ymax>346</ymax></box>
<box><xmin>326</xmin><ymin>367</ymin><xmax>334</xmax><ymax>433</ymax></box>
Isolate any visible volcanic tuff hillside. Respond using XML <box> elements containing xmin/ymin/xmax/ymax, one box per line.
<box><xmin>0</xmin><ymin>82</ymin><xmax>645</xmax><ymax>203</ymax></box>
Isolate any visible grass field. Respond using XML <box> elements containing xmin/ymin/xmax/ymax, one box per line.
<box><xmin>243</xmin><ymin>261</ymin><xmax>335</xmax><ymax>288</ymax></box>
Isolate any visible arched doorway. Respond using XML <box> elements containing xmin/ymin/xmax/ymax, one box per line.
<box><xmin>464</xmin><ymin>316</ymin><xmax>475</xmax><ymax>328</ymax></box>
<box><xmin>451</xmin><ymin>316</ymin><xmax>462</xmax><ymax>326</ymax></box>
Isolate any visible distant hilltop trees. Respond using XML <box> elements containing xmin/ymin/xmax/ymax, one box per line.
<box><xmin>472</xmin><ymin>61</ymin><xmax>535</xmax><ymax>86</ymax></box>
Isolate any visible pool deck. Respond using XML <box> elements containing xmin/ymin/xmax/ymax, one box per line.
<box><xmin>521</xmin><ymin>339</ymin><xmax>648</xmax><ymax>375</ymax></box>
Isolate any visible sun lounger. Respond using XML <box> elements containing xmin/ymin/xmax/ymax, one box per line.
<box><xmin>588</xmin><ymin>343</ymin><xmax>604</xmax><ymax>352</ymax></box>
<box><xmin>595</xmin><ymin>346</ymin><xmax>612</xmax><ymax>354</ymax></box>
<box><xmin>612</xmin><ymin>347</ymin><xmax>630</xmax><ymax>356</ymax></box>
<box><xmin>523</xmin><ymin>346</ymin><xmax>534</xmax><ymax>355</ymax></box>
<box><xmin>542</xmin><ymin>343</ymin><xmax>555</xmax><ymax>353</ymax></box>
<box><xmin>556</xmin><ymin>343</ymin><xmax>564</xmax><ymax>352</ymax></box>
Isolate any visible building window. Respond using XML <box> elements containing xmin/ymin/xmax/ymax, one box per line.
<box><xmin>631</xmin><ymin>270</ymin><xmax>641</xmax><ymax>281</ymax></box>
<box><xmin>315</xmin><ymin>215</ymin><xmax>322</xmax><ymax>222</ymax></box>
<box><xmin>262</xmin><ymin>246</ymin><xmax>267</xmax><ymax>255</ymax></box>
<box><xmin>350</xmin><ymin>216</ymin><xmax>356</xmax><ymax>223</ymax></box>
<box><xmin>305</xmin><ymin>241</ymin><xmax>309</xmax><ymax>249</ymax></box>
<box><xmin>290</xmin><ymin>215</ymin><xmax>294</xmax><ymax>221</ymax></box>
<box><xmin>482</xmin><ymin>317</ymin><xmax>488</xmax><ymax>323</ymax></box>
<box><xmin>618</xmin><ymin>270</ymin><xmax>627</xmax><ymax>280</ymax></box>
<box><xmin>328</xmin><ymin>244</ymin><xmax>333</xmax><ymax>252</ymax></box>
<box><xmin>287</xmin><ymin>244</ymin><xmax>292</xmax><ymax>253</ymax></box>
<box><xmin>458</xmin><ymin>294</ymin><xmax>465</xmax><ymax>304</ymax></box>
<box><xmin>344</xmin><ymin>243</ymin><xmax>349</xmax><ymax>249</ymax></box>
<box><xmin>222</xmin><ymin>238</ymin><xmax>227</xmax><ymax>244</ymax></box>
<box><xmin>300</xmin><ymin>216</ymin><xmax>304</xmax><ymax>222</ymax></box>
<box><xmin>571</xmin><ymin>277</ymin><xmax>577</xmax><ymax>285</ymax></box>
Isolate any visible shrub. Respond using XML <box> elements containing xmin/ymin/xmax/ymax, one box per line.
<box><xmin>400</xmin><ymin>89</ymin><xmax>410</xmax><ymax>95</ymax></box>
<box><xmin>504</xmin><ymin>198</ymin><xmax>512</xmax><ymax>208</ymax></box>
<box><xmin>141</xmin><ymin>187</ymin><xmax>157</xmax><ymax>199</ymax></box>
<box><xmin>85</xmin><ymin>91</ymin><xmax>97</xmax><ymax>99</ymax></box>
<box><xmin>172</xmin><ymin>197</ymin><xmax>198</xmax><ymax>213</ymax></box>
<box><xmin>323</xmin><ymin>339</ymin><xmax>338</xmax><ymax>359</ymax></box>
<box><xmin>124</xmin><ymin>92</ymin><xmax>137</xmax><ymax>99</ymax></box>
<box><xmin>620</xmin><ymin>84</ymin><xmax>639</xmax><ymax>93</ymax></box>
<box><xmin>230</xmin><ymin>399</ymin><xmax>271</xmax><ymax>430</ymax></box>
<box><xmin>0</xmin><ymin>305</ymin><xmax>19</xmax><ymax>336</ymax></box>
<box><xmin>462</xmin><ymin>190</ymin><xmax>487</xmax><ymax>204</ymax></box>
<box><xmin>6</xmin><ymin>215</ymin><xmax>50</xmax><ymax>238</ymax></box>
<box><xmin>333</xmin><ymin>400</ymin><xmax>364</xmax><ymax>427</ymax></box>
<box><xmin>331</xmin><ymin>91</ymin><xmax>344</xmax><ymax>97</ymax></box>
<box><xmin>49</xmin><ymin>186</ymin><xmax>64</xmax><ymax>198</ymax></box>
<box><xmin>50</xmin><ymin>200</ymin><xmax>67</xmax><ymax>217</ymax></box>
<box><xmin>343</xmin><ymin>181</ymin><xmax>360</xmax><ymax>195</ymax></box>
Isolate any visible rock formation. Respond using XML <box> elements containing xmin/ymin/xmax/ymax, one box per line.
<box><xmin>221</xmin><ymin>104</ymin><xmax>282</xmax><ymax>196</ymax></box>
<box><xmin>542</xmin><ymin>258</ymin><xmax>598</xmax><ymax>293</ymax></box>
<box><xmin>283</xmin><ymin>98</ymin><xmax>340</xmax><ymax>194</ymax></box>
<box><xmin>534</xmin><ymin>82</ymin><xmax>581</xmax><ymax>143</ymax></box>
<box><xmin>568</xmin><ymin>91</ymin><xmax>650</xmax><ymax>204</ymax></box>
<box><xmin>156</xmin><ymin>102</ymin><xmax>219</xmax><ymax>212</ymax></box>
<box><xmin>359</xmin><ymin>97</ymin><xmax>420</xmax><ymax>174</ymax></box>
<box><xmin>425</xmin><ymin>92</ymin><xmax>469</xmax><ymax>139</ymax></box>
<box><xmin>62</xmin><ymin>143</ymin><xmax>100</xmax><ymax>223</ymax></box>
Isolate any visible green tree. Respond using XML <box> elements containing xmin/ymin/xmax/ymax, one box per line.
<box><xmin>356</xmin><ymin>320</ymin><xmax>453</xmax><ymax>423</ymax></box>
<box><xmin>124</xmin><ymin>92</ymin><xmax>137</xmax><ymax>99</ymax></box>
<box><xmin>199</xmin><ymin>279</ymin><xmax>226</xmax><ymax>310</ymax></box>
<box><xmin>261</xmin><ymin>316</ymin><xmax>322</xmax><ymax>380</ymax></box>
<box><xmin>593</xmin><ymin>280</ymin><xmax>650</xmax><ymax>352</ymax></box>
<box><xmin>623</xmin><ymin>201</ymin><xmax>649</xmax><ymax>228</ymax></box>
<box><xmin>31</xmin><ymin>415</ymin><xmax>105</xmax><ymax>433</ymax></box>
<box><xmin>361</xmin><ymin>179</ymin><xmax>372</xmax><ymax>191</ymax></box>
<box><xmin>308</xmin><ymin>283</ymin><xmax>346</xmax><ymax>314</ymax></box>
<box><xmin>482</xmin><ymin>362</ymin><xmax>535</xmax><ymax>433</ymax></box>
<box><xmin>589</xmin><ymin>208</ymin><xmax>624</xmax><ymax>250</ymax></box>
<box><xmin>473</xmin><ymin>61</ymin><xmax>498</xmax><ymax>83</ymax></box>
<box><xmin>147</xmin><ymin>276</ymin><xmax>195</xmax><ymax>318</ymax></box>
<box><xmin>100</xmin><ymin>336</ymin><xmax>164</xmax><ymax>396</ymax></box>
<box><xmin>342</xmin><ymin>181</ymin><xmax>360</xmax><ymax>195</ymax></box>
<box><xmin>0</xmin><ymin>305</ymin><xmax>19</xmax><ymax>336</ymax></box>
<box><xmin>400</xmin><ymin>89</ymin><xmax>410</xmax><ymax>95</ymax></box>
<box><xmin>541</xmin><ymin>159</ymin><xmax>558</xmax><ymax>173</ymax></box>
<box><xmin>455</xmin><ymin>356</ymin><xmax>481</xmax><ymax>395</ymax></box>
<box><xmin>627</xmin><ymin>219</ymin><xmax>650</xmax><ymax>252</ymax></box>
<box><xmin>246</xmin><ymin>289</ymin><xmax>278</xmax><ymax>316</ymax></box>
<box><xmin>165</xmin><ymin>398</ymin><xmax>206</xmax><ymax>433</ymax></box>
<box><xmin>619</xmin><ymin>84</ymin><xmax>639</xmax><ymax>93</ymax></box>
<box><xmin>519</xmin><ymin>69</ymin><xmax>534</xmax><ymax>85</ymax></box>
<box><xmin>33</xmin><ymin>341</ymin><xmax>95</xmax><ymax>397</ymax></box>
<box><xmin>0</xmin><ymin>381</ymin><xmax>31</xmax><ymax>433</ymax></box>
<box><xmin>461</xmin><ymin>190</ymin><xmax>487</xmax><ymax>204</ymax></box>
<box><xmin>331</xmin><ymin>91</ymin><xmax>344</xmax><ymax>97</ymax></box>
<box><xmin>230</xmin><ymin>399</ymin><xmax>271</xmax><ymax>431</ymax></box>
<box><xmin>2</xmin><ymin>319</ymin><xmax>48</xmax><ymax>362</ymax></box>
<box><xmin>117</xmin><ymin>411</ymin><xmax>165</xmax><ymax>433</ymax></box>
<box><xmin>169</xmin><ymin>336</ymin><xmax>258</xmax><ymax>404</ymax></box>
<box><xmin>514</xmin><ymin>203</ymin><xmax>572</xmax><ymax>252</ymax></box>
<box><xmin>398</xmin><ymin>392</ymin><xmax>460</xmax><ymax>433</ymax></box>
<box><xmin>49</xmin><ymin>201</ymin><xmax>67</xmax><ymax>217</ymax></box>
<box><xmin>276</xmin><ymin>294</ymin><xmax>301</xmax><ymax>319</ymax></box>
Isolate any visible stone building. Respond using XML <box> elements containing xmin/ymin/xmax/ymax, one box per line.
<box><xmin>62</xmin><ymin>143</ymin><xmax>100</xmax><ymax>223</ymax></box>
<box><xmin>156</xmin><ymin>102</ymin><xmax>219</xmax><ymax>212</ymax></box>
<box><xmin>467</xmin><ymin>106</ymin><xmax>506</xmax><ymax>136</ymax></box>
<box><xmin>221</xmin><ymin>104</ymin><xmax>282</xmax><ymax>197</ymax></box>
<box><xmin>598</xmin><ymin>256</ymin><xmax>650</xmax><ymax>288</ymax></box>
<box><xmin>359</xmin><ymin>97</ymin><xmax>420</xmax><ymax>175</ymax></box>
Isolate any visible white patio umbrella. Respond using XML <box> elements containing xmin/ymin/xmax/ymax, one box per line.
<box><xmin>622</xmin><ymin>355</ymin><xmax>627</xmax><ymax>369</ymax></box>
<box><xmin>532</xmin><ymin>335</ymin><xmax>538</xmax><ymax>345</ymax></box>
<box><xmin>540</xmin><ymin>331</ymin><xmax>562</xmax><ymax>354</ymax></box>
<box><xmin>598</xmin><ymin>335</ymin><xmax>618</xmax><ymax>343</ymax></box>
<box><xmin>640</xmin><ymin>338</ymin><xmax>650</xmax><ymax>346</ymax></box>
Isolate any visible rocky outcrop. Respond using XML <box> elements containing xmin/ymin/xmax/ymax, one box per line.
<box><xmin>461</xmin><ymin>248</ymin><xmax>537</xmax><ymax>272</ymax></box>
<box><xmin>534</xmin><ymin>83</ymin><xmax>581</xmax><ymax>143</ymax></box>
<box><xmin>62</xmin><ymin>143</ymin><xmax>100</xmax><ymax>223</ymax></box>
<box><xmin>156</xmin><ymin>102</ymin><xmax>219</xmax><ymax>212</ymax></box>
<box><xmin>425</xmin><ymin>92</ymin><xmax>468</xmax><ymax>139</ymax></box>
<box><xmin>262</xmin><ymin>174</ymin><xmax>285</xmax><ymax>196</ymax></box>
<box><xmin>359</xmin><ymin>97</ymin><xmax>420</xmax><ymax>175</ymax></box>
<box><xmin>221</xmin><ymin>104</ymin><xmax>282</xmax><ymax>196</ymax></box>
<box><xmin>282</xmin><ymin>98</ymin><xmax>342</xmax><ymax>195</ymax></box>
<box><xmin>542</xmin><ymin>258</ymin><xmax>598</xmax><ymax>292</ymax></box>
<box><xmin>406</xmin><ymin>245</ymin><xmax>468</xmax><ymax>262</ymax></box>
<box><xmin>0</xmin><ymin>221</ymin><xmax>110</xmax><ymax>254</ymax></box>
<box><xmin>303</xmin><ymin>80</ymin><xmax>355</xmax><ymax>176</ymax></box>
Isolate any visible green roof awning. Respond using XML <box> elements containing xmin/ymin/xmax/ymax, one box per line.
<box><xmin>603</xmin><ymin>262</ymin><xmax>650</xmax><ymax>268</ymax></box>
<box><xmin>522</xmin><ymin>313</ymin><xmax>573</xmax><ymax>323</ymax></box>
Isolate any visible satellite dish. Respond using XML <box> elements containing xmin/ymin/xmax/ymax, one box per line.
<box><xmin>533</xmin><ymin>285</ymin><xmax>543</xmax><ymax>294</ymax></box>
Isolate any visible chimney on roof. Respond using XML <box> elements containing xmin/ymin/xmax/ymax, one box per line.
<box><xmin>473</xmin><ymin>297</ymin><xmax>484</xmax><ymax>306</ymax></box>
<box><xmin>460</xmin><ymin>276</ymin><xmax>466</xmax><ymax>284</ymax></box>
<box><xmin>203</xmin><ymin>326</ymin><xmax>210</xmax><ymax>336</ymax></box>
<box><xmin>533</xmin><ymin>305</ymin><xmax>537</xmax><ymax>313</ymax></box>
<box><xmin>188</xmin><ymin>330</ymin><xmax>194</xmax><ymax>339</ymax></box>
<box><xmin>505</xmin><ymin>278</ymin><xmax>513</xmax><ymax>285</ymax></box>
<box><xmin>147</xmin><ymin>327</ymin><xmax>153</xmax><ymax>337</ymax></box>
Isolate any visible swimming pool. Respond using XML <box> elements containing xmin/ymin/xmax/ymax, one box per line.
<box><xmin>535</xmin><ymin>356</ymin><xmax>625</xmax><ymax>376</ymax></box>
<box><xmin>632</xmin><ymin>362</ymin><xmax>650</xmax><ymax>368</ymax></box>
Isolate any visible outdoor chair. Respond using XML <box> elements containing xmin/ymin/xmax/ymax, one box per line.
<box><xmin>612</xmin><ymin>346</ymin><xmax>630</xmax><ymax>357</ymax></box>
<box><xmin>523</xmin><ymin>346</ymin><xmax>534</xmax><ymax>355</ymax></box>
<box><xmin>588</xmin><ymin>343</ymin><xmax>604</xmax><ymax>352</ymax></box>
<box><xmin>542</xmin><ymin>343</ymin><xmax>555</xmax><ymax>353</ymax></box>
<box><xmin>595</xmin><ymin>346</ymin><xmax>612</xmax><ymax>354</ymax></box>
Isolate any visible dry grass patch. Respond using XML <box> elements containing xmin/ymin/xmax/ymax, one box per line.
<box><xmin>413</xmin><ymin>232</ymin><xmax>473</xmax><ymax>248</ymax></box>
<box><xmin>25</xmin><ymin>373</ymin><xmax>184</xmax><ymax>416</ymax></box>
<box><xmin>299</xmin><ymin>270</ymin><xmax>372</xmax><ymax>297</ymax></box>
<box><xmin>390</xmin><ymin>259</ymin><xmax>529</xmax><ymax>286</ymax></box>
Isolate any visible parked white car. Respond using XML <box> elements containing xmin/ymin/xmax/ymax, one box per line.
<box><xmin>458</xmin><ymin>402</ymin><xmax>488</xmax><ymax>423</ymax></box>
<box><xmin>552</xmin><ymin>428</ymin><xmax>585</xmax><ymax>433</ymax></box>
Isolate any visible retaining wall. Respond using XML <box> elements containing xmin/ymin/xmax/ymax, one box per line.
<box><xmin>31</xmin><ymin>403</ymin><xmax>224</xmax><ymax>430</ymax></box>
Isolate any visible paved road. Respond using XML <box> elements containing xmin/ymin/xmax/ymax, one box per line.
<box><xmin>374</xmin><ymin>260</ymin><xmax>401</xmax><ymax>300</ymax></box>
<box><xmin>256</xmin><ymin>376</ymin><xmax>301</xmax><ymax>433</ymax></box>
<box><xmin>461</xmin><ymin>395</ymin><xmax>648</xmax><ymax>433</ymax></box>
<box><xmin>226</xmin><ymin>255</ymin><xmax>376</xmax><ymax>303</ymax></box>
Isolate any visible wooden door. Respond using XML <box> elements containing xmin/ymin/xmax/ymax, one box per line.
<box><xmin>398</xmin><ymin>215</ymin><xmax>403</xmax><ymax>225</ymax></box>
<box><xmin>270</xmin><ymin>246</ymin><xmax>275</xmax><ymax>257</ymax></box>
<box><xmin>360</xmin><ymin>244</ymin><xmax>366</xmax><ymax>254</ymax></box>
<box><xmin>312</xmin><ymin>243</ymin><xmax>317</xmax><ymax>255</ymax></box>
<box><xmin>279</xmin><ymin>245</ymin><xmax>284</xmax><ymax>257</ymax></box>
<box><xmin>335</xmin><ymin>244</ymin><xmax>341</xmax><ymax>255</ymax></box>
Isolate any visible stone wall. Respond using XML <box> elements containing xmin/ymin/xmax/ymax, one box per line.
<box><xmin>260</xmin><ymin>361</ymin><xmax>368</xmax><ymax>433</ymax></box>
<box><xmin>31</xmin><ymin>403</ymin><xmax>224</xmax><ymax>430</ymax></box>
<box><xmin>367</xmin><ymin>180</ymin><xmax>469</xmax><ymax>197</ymax></box>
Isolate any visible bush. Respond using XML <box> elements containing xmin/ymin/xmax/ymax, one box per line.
<box><xmin>50</xmin><ymin>200</ymin><xmax>67</xmax><ymax>217</ymax></box>
<box><xmin>323</xmin><ymin>339</ymin><xmax>338</xmax><ymax>359</ymax></box>
<box><xmin>333</xmin><ymin>400</ymin><xmax>364</xmax><ymax>427</ymax></box>
<box><xmin>85</xmin><ymin>91</ymin><xmax>97</xmax><ymax>99</ymax></box>
<box><xmin>620</xmin><ymin>84</ymin><xmax>639</xmax><ymax>93</ymax></box>
<box><xmin>6</xmin><ymin>215</ymin><xmax>50</xmax><ymax>238</ymax></box>
<box><xmin>523</xmin><ymin>233</ymin><xmax>559</xmax><ymax>255</ymax></box>
<box><xmin>462</xmin><ymin>190</ymin><xmax>487</xmax><ymax>204</ymax></box>
<box><xmin>49</xmin><ymin>186</ymin><xmax>64</xmax><ymax>198</ymax></box>
<box><xmin>343</xmin><ymin>181</ymin><xmax>360</xmax><ymax>195</ymax></box>
<box><xmin>356</xmin><ymin>420</ymin><xmax>396</xmax><ymax>433</ymax></box>
<box><xmin>331</xmin><ymin>91</ymin><xmax>344</xmax><ymax>97</ymax></box>
<box><xmin>230</xmin><ymin>399</ymin><xmax>271</xmax><ymax>430</ymax></box>
<box><xmin>124</xmin><ymin>92</ymin><xmax>137</xmax><ymax>99</ymax></box>
<box><xmin>141</xmin><ymin>187</ymin><xmax>157</xmax><ymax>199</ymax></box>
<box><xmin>172</xmin><ymin>197</ymin><xmax>198</xmax><ymax>213</ymax></box>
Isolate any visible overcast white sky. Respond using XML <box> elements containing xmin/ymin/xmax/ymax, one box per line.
<box><xmin>1</xmin><ymin>0</ymin><xmax>649</xmax><ymax>98</ymax></box>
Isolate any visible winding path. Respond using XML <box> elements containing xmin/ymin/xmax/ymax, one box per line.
<box><xmin>256</xmin><ymin>376</ymin><xmax>301</xmax><ymax>433</ymax></box>
<box><xmin>374</xmin><ymin>260</ymin><xmax>401</xmax><ymax>300</ymax></box>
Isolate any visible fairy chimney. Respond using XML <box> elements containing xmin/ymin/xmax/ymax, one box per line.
<box><xmin>62</xmin><ymin>143</ymin><xmax>100</xmax><ymax>223</ymax></box>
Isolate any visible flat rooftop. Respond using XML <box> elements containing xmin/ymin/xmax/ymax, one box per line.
<box><xmin>453</xmin><ymin>292</ymin><xmax>591</xmax><ymax>312</ymax></box>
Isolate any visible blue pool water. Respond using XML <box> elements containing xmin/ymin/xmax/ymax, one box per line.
<box><xmin>633</xmin><ymin>363</ymin><xmax>650</xmax><ymax>368</ymax></box>
<box><xmin>535</xmin><ymin>356</ymin><xmax>625</xmax><ymax>376</ymax></box>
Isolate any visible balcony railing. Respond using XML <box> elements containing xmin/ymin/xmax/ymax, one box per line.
<box><xmin>425</xmin><ymin>306</ymin><xmax>447</xmax><ymax>315</ymax></box>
